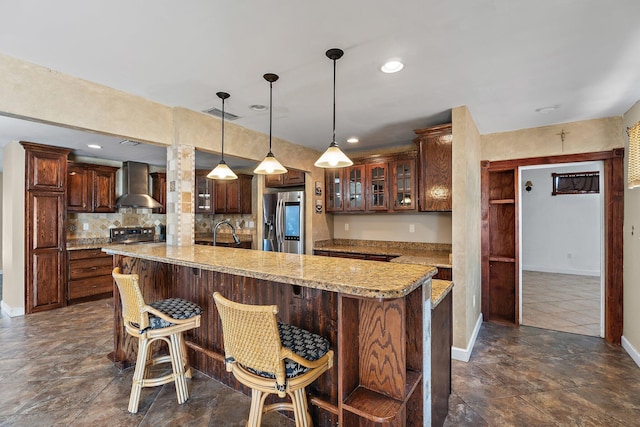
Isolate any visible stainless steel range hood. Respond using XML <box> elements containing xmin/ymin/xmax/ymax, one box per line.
<box><xmin>115</xmin><ymin>161</ymin><xmax>163</xmax><ymax>209</ymax></box>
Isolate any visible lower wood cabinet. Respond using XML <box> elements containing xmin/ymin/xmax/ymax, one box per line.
<box><xmin>434</xmin><ymin>267</ymin><xmax>452</xmax><ymax>280</ymax></box>
<box><xmin>68</xmin><ymin>249</ymin><xmax>114</xmax><ymax>303</ymax></box>
<box><xmin>431</xmin><ymin>290</ymin><xmax>452</xmax><ymax>427</ymax></box>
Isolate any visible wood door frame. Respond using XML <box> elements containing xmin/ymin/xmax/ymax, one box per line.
<box><xmin>481</xmin><ymin>149</ymin><xmax>624</xmax><ymax>344</ymax></box>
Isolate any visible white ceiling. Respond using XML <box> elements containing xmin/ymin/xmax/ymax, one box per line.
<box><xmin>1</xmin><ymin>0</ymin><xmax>640</xmax><ymax>170</ymax></box>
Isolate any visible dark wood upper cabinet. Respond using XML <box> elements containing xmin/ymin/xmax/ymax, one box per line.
<box><xmin>324</xmin><ymin>152</ymin><xmax>417</xmax><ymax>214</ymax></box>
<box><xmin>21</xmin><ymin>142</ymin><xmax>71</xmax><ymax>314</ymax></box>
<box><xmin>390</xmin><ymin>156</ymin><xmax>417</xmax><ymax>211</ymax></box>
<box><xmin>67</xmin><ymin>163</ymin><xmax>90</xmax><ymax>212</ymax></box>
<box><xmin>66</xmin><ymin>162</ymin><xmax>117</xmax><ymax>213</ymax></box>
<box><xmin>23</xmin><ymin>142</ymin><xmax>68</xmax><ymax>191</ymax></box>
<box><xmin>195</xmin><ymin>169</ymin><xmax>215</xmax><ymax>213</ymax></box>
<box><xmin>366</xmin><ymin>162</ymin><xmax>388</xmax><ymax>211</ymax></box>
<box><xmin>325</xmin><ymin>168</ymin><xmax>344</xmax><ymax>212</ymax></box>
<box><xmin>345</xmin><ymin>165</ymin><xmax>365</xmax><ymax>211</ymax></box>
<box><xmin>213</xmin><ymin>174</ymin><xmax>252</xmax><ymax>214</ymax></box>
<box><xmin>265</xmin><ymin>168</ymin><xmax>305</xmax><ymax>188</ymax></box>
<box><xmin>150</xmin><ymin>172</ymin><xmax>167</xmax><ymax>214</ymax></box>
<box><xmin>92</xmin><ymin>165</ymin><xmax>117</xmax><ymax>212</ymax></box>
<box><xmin>414</xmin><ymin>123</ymin><xmax>453</xmax><ymax>212</ymax></box>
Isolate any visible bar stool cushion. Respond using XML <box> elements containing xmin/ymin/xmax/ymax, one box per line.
<box><xmin>147</xmin><ymin>298</ymin><xmax>203</xmax><ymax>330</ymax></box>
<box><xmin>245</xmin><ymin>322</ymin><xmax>330</xmax><ymax>379</ymax></box>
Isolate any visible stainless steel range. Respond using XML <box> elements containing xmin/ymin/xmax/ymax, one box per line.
<box><xmin>110</xmin><ymin>227</ymin><xmax>155</xmax><ymax>244</ymax></box>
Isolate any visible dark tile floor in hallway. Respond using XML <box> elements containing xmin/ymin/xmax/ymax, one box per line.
<box><xmin>1</xmin><ymin>298</ymin><xmax>639</xmax><ymax>426</ymax></box>
<box><xmin>445</xmin><ymin>322</ymin><xmax>640</xmax><ymax>426</ymax></box>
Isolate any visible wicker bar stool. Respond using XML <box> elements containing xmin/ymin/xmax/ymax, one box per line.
<box><xmin>112</xmin><ymin>267</ymin><xmax>202</xmax><ymax>413</ymax></box>
<box><xmin>213</xmin><ymin>292</ymin><xmax>333</xmax><ymax>427</ymax></box>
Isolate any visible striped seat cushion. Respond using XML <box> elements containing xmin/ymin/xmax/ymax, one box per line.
<box><xmin>147</xmin><ymin>298</ymin><xmax>202</xmax><ymax>330</ymax></box>
<box><xmin>244</xmin><ymin>322</ymin><xmax>330</xmax><ymax>379</ymax></box>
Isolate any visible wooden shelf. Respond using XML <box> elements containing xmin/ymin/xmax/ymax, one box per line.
<box><xmin>489</xmin><ymin>256</ymin><xmax>516</xmax><ymax>263</ymax></box>
<box><xmin>342</xmin><ymin>370</ymin><xmax>421</xmax><ymax>424</ymax></box>
<box><xmin>343</xmin><ymin>386</ymin><xmax>402</xmax><ymax>423</ymax></box>
<box><xmin>489</xmin><ymin>198</ymin><xmax>515</xmax><ymax>204</ymax></box>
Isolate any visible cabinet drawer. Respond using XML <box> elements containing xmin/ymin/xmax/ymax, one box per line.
<box><xmin>68</xmin><ymin>276</ymin><xmax>113</xmax><ymax>299</ymax></box>
<box><xmin>69</xmin><ymin>257</ymin><xmax>113</xmax><ymax>279</ymax></box>
<box><xmin>69</xmin><ymin>248</ymin><xmax>109</xmax><ymax>260</ymax></box>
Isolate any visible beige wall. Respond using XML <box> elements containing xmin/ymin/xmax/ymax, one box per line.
<box><xmin>451</xmin><ymin>106</ymin><xmax>482</xmax><ymax>352</ymax></box>
<box><xmin>482</xmin><ymin>117</ymin><xmax>624</xmax><ymax>160</ymax></box>
<box><xmin>1</xmin><ymin>143</ymin><xmax>25</xmax><ymax>313</ymax></box>
<box><xmin>623</xmin><ymin>100</ymin><xmax>640</xmax><ymax>360</ymax></box>
<box><xmin>332</xmin><ymin>213</ymin><xmax>452</xmax><ymax>243</ymax></box>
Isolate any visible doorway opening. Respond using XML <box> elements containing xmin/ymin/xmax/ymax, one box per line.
<box><xmin>519</xmin><ymin>162</ymin><xmax>604</xmax><ymax>337</ymax></box>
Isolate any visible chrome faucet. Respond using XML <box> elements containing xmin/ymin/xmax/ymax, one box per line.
<box><xmin>213</xmin><ymin>219</ymin><xmax>241</xmax><ymax>246</ymax></box>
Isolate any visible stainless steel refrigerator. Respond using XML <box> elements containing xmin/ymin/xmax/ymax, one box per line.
<box><xmin>262</xmin><ymin>190</ymin><xmax>305</xmax><ymax>254</ymax></box>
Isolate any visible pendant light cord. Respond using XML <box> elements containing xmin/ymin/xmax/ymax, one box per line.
<box><xmin>269</xmin><ymin>80</ymin><xmax>273</xmax><ymax>152</ymax></box>
<box><xmin>332</xmin><ymin>57</ymin><xmax>336</xmax><ymax>145</ymax></box>
<box><xmin>221</xmin><ymin>97</ymin><xmax>225</xmax><ymax>162</ymax></box>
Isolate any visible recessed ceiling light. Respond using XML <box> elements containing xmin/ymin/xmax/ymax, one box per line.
<box><xmin>381</xmin><ymin>59</ymin><xmax>404</xmax><ymax>74</ymax></box>
<box><xmin>535</xmin><ymin>105</ymin><xmax>558</xmax><ymax>113</ymax></box>
<box><xmin>87</xmin><ymin>144</ymin><xmax>102</xmax><ymax>149</ymax></box>
<box><xmin>250</xmin><ymin>104</ymin><xmax>268</xmax><ymax>112</ymax></box>
<box><xmin>347</xmin><ymin>137</ymin><xmax>359</xmax><ymax>144</ymax></box>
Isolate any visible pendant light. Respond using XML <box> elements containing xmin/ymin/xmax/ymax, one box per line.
<box><xmin>314</xmin><ymin>48</ymin><xmax>353</xmax><ymax>168</ymax></box>
<box><xmin>207</xmin><ymin>91</ymin><xmax>238</xmax><ymax>180</ymax></box>
<box><xmin>254</xmin><ymin>73</ymin><xmax>288</xmax><ymax>175</ymax></box>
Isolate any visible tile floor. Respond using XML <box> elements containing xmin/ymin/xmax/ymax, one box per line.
<box><xmin>521</xmin><ymin>271</ymin><xmax>601</xmax><ymax>336</ymax></box>
<box><xmin>446</xmin><ymin>322</ymin><xmax>640</xmax><ymax>426</ymax></box>
<box><xmin>2</xmin><ymin>297</ymin><xmax>639</xmax><ymax>426</ymax></box>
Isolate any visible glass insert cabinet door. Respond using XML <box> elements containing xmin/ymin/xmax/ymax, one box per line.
<box><xmin>195</xmin><ymin>170</ymin><xmax>214</xmax><ymax>213</ymax></box>
<box><xmin>346</xmin><ymin>165</ymin><xmax>365</xmax><ymax>211</ymax></box>
<box><xmin>367</xmin><ymin>162</ymin><xmax>388</xmax><ymax>210</ymax></box>
<box><xmin>392</xmin><ymin>159</ymin><xmax>416</xmax><ymax>210</ymax></box>
<box><xmin>325</xmin><ymin>169</ymin><xmax>343</xmax><ymax>212</ymax></box>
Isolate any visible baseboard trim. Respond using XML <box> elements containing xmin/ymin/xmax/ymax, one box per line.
<box><xmin>522</xmin><ymin>266</ymin><xmax>600</xmax><ymax>277</ymax></box>
<box><xmin>452</xmin><ymin>312</ymin><xmax>483</xmax><ymax>362</ymax></box>
<box><xmin>622</xmin><ymin>335</ymin><xmax>640</xmax><ymax>369</ymax></box>
<box><xmin>1</xmin><ymin>300</ymin><xmax>25</xmax><ymax>317</ymax></box>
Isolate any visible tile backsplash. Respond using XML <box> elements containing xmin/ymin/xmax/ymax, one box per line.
<box><xmin>67</xmin><ymin>210</ymin><xmax>257</xmax><ymax>240</ymax></box>
<box><xmin>195</xmin><ymin>213</ymin><xmax>256</xmax><ymax>235</ymax></box>
<box><xmin>67</xmin><ymin>210</ymin><xmax>167</xmax><ymax>240</ymax></box>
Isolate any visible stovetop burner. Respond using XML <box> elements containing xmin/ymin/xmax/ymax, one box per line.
<box><xmin>110</xmin><ymin>227</ymin><xmax>155</xmax><ymax>244</ymax></box>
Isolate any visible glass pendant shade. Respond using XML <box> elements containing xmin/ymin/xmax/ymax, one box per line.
<box><xmin>315</xmin><ymin>48</ymin><xmax>353</xmax><ymax>169</ymax></box>
<box><xmin>314</xmin><ymin>142</ymin><xmax>353</xmax><ymax>168</ymax></box>
<box><xmin>254</xmin><ymin>73</ymin><xmax>287</xmax><ymax>175</ymax></box>
<box><xmin>208</xmin><ymin>91</ymin><xmax>238</xmax><ymax>180</ymax></box>
<box><xmin>207</xmin><ymin>160</ymin><xmax>238</xmax><ymax>180</ymax></box>
<box><xmin>254</xmin><ymin>152</ymin><xmax>287</xmax><ymax>174</ymax></box>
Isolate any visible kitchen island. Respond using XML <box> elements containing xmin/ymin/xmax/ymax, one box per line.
<box><xmin>104</xmin><ymin>243</ymin><xmax>438</xmax><ymax>426</ymax></box>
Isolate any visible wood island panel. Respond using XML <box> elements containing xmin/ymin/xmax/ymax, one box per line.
<box><xmin>106</xmin><ymin>244</ymin><xmax>436</xmax><ymax>426</ymax></box>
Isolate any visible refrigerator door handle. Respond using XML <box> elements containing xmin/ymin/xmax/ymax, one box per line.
<box><xmin>276</xmin><ymin>198</ymin><xmax>284</xmax><ymax>251</ymax></box>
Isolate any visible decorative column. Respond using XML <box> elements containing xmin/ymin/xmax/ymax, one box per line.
<box><xmin>165</xmin><ymin>144</ymin><xmax>195</xmax><ymax>246</ymax></box>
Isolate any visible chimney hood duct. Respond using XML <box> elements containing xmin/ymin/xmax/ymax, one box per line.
<box><xmin>115</xmin><ymin>161</ymin><xmax>163</xmax><ymax>209</ymax></box>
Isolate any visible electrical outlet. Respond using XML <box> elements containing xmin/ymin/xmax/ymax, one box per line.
<box><xmin>82</xmin><ymin>223</ymin><xmax>89</xmax><ymax>231</ymax></box>
<box><xmin>344</xmin><ymin>223</ymin><xmax>349</xmax><ymax>231</ymax></box>
<box><xmin>409</xmin><ymin>224</ymin><xmax>415</xmax><ymax>233</ymax></box>
<box><xmin>473</xmin><ymin>295</ymin><xmax>476</xmax><ymax>307</ymax></box>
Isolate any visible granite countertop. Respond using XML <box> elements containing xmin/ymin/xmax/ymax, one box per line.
<box><xmin>103</xmin><ymin>243</ymin><xmax>436</xmax><ymax>299</ymax></box>
<box><xmin>431</xmin><ymin>279</ymin><xmax>454</xmax><ymax>308</ymax></box>
<box><xmin>316</xmin><ymin>242</ymin><xmax>452</xmax><ymax>269</ymax></box>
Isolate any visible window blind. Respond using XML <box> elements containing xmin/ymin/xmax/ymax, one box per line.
<box><xmin>629</xmin><ymin>121</ymin><xmax>640</xmax><ymax>189</ymax></box>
